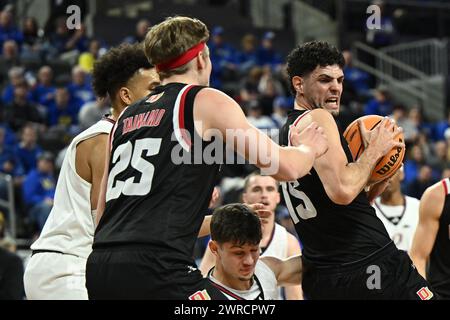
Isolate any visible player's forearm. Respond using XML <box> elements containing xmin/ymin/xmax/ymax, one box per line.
<box><xmin>332</xmin><ymin>147</ymin><xmax>380</xmax><ymax>204</ymax></box>
<box><xmin>198</xmin><ymin>215</ymin><xmax>211</xmax><ymax>238</ymax></box>
<box><xmin>271</xmin><ymin>146</ymin><xmax>315</xmax><ymax>182</ymax></box>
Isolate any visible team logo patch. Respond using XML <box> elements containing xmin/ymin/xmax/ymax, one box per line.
<box><xmin>416</xmin><ymin>287</ymin><xmax>434</xmax><ymax>300</ymax></box>
<box><xmin>189</xmin><ymin>289</ymin><xmax>211</xmax><ymax>300</ymax></box>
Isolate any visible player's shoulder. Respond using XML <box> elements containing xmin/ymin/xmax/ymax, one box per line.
<box><xmin>420</xmin><ymin>180</ymin><xmax>446</xmax><ymax>218</ymax></box>
<box><xmin>423</xmin><ymin>179</ymin><xmax>447</xmax><ymax>200</ymax></box>
<box><xmin>195</xmin><ymin>86</ymin><xmax>232</xmax><ymax>103</ymax></box>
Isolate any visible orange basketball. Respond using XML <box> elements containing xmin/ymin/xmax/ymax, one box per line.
<box><xmin>343</xmin><ymin>115</ymin><xmax>405</xmax><ymax>183</ymax></box>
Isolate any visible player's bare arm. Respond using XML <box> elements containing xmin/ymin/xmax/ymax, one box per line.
<box><xmin>261</xmin><ymin>254</ymin><xmax>302</xmax><ymax>287</ymax></box>
<box><xmin>75</xmin><ymin>133</ymin><xmax>109</xmax><ymax>211</ymax></box>
<box><xmin>410</xmin><ymin>182</ymin><xmax>443</xmax><ymax>278</ymax></box>
<box><xmin>284</xmin><ymin>233</ymin><xmax>303</xmax><ymax>300</ymax></box>
<box><xmin>95</xmin><ymin>135</ymin><xmax>112</xmax><ymax>226</ymax></box>
<box><xmin>194</xmin><ymin>88</ymin><xmax>327</xmax><ymax>181</ymax></box>
<box><xmin>293</xmin><ymin>108</ymin><xmax>403</xmax><ymax>204</ymax></box>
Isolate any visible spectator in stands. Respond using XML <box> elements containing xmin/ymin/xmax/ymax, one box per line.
<box><xmin>432</xmin><ymin>109</ymin><xmax>450</xmax><ymax>141</ymax></box>
<box><xmin>15</xmin><ymin>124</ymin><xmax>42</xmax><ymax>174</ymax></box>
<box><xmin>46</xmin><ymin>86</ymin><xmax>80</xmax><ymax>128</ymax></box>
<box><xmin>78</xmin><ymin>96</ymin><xmax>110</xmax><ymax>130</ymax></box>
<box><xmin>45</xmin><ymin>17</ymin><xmax>88</xmax><ymax>58</ymax></box>
<box><xmin>0</xmin><ymin>126</ymin><xmax>25</xmax><ymax>201</ymax></box>
<box><xmin>208</xmin><ymin>26</ymin><xmax>237</xmax><ymax>89</ymax></box>
<box><xmin>21</xmin><ymin>17</ymin><xmax>43</xmax><ymax>60</ymax></box>
<box><xmin>236</xmin><ymin>33</ymin><xmax>258</xmax><ymax>75</ymax></box>
<box><xmin>31</xmin><ymin>65</ymin><xmax>56</xmax><ymax>106</ymax></box>
<box><xmin>364</xmin><ymin>88</ymin><xmax>392</xmax><ymax>116</ymax></box>
<box><xmin>240</xmin><ymin>66</ymin><xmax>263</xmax><ymax>106</ymax></box>
<box><xmin>67</xmin><ymin>66</ymin><xmax>95</xmax><ymax>104</ymax></box>
<box><xmin>3</xmin><ymin>82</ymin><xmax>44</xmax><ymax>132</ymax></box>
<box><xmin>71</xmin><ymin>23</ymin><xmax>90</xmax><ymax>54</ymax></box>
<box><xmin>2</xmin><ymin>66</ymin><xmax>30</xmax><ymax>104</ymax></box>
<box><xmin>123</xmin><ymin>19</ymin><xmax>151</xmax><ymax>44</ymax></box>
<box><xmin>429</xmin><ymin>140</ymin><xmax>449</xmax><ymax>175</ymax></box>
<box><xmin>0</xmin><ymin>9</ymin><xmax>23</xmax><ymax>50</ymax></box>
<box><xmin>342</xmin><ymin>50</ymin><xmax>370</xmax><ymax>97</ymax></box>
<box><xmin>390</xmin><ymin>104</ymin><xmax>418</xmax><ymax>144</ymax></box>
<box><xmin>0</xmin><ymin>245</ymin><xmax>24</xmax><ymax>300</ymax></box>
<box><xmin>78</xmin><ymin>39</ymin><xmax>102</xmax><ymax>73</ymax></box>
<box><xmin>1</xmin><ymin>39</ymin><xmax>20</xmax><ymax>68</ymax></box>
<box><xmin>408</xmin><ymin>106</ymin><xmax>433</xmax><ymax>138</ymax></box>
<box><xmin>406</xmin><ymin>165</ymin><xmax>434</xmax><ymax>199</ymax></box>
<box><xmin>22</xmin><ymin>151</ymin><xmax>56</xmax><ymax>231</ymax></box>
<box><xmin>256</xmin><ymin>31</ymin><xmax>283</xmax><ymax>71</ymax></box>
<box><xmin>271</xmin><ymin>96</ymin><xmax>292</xmax><ymax>129</ymax></box>
<box><xmin>403</xmin><ymin>144</ymin><xmax>427</xmax><ymax>188</ymax></box>
<box><xmin>246</xmin><ymin>100</ymin><xmax>278</xmax><ymax>137</ymax></box>
<box><xmin>258</xmin><ymin>66</ymin><xmax>285</xmax><ymax>115</ymax></box>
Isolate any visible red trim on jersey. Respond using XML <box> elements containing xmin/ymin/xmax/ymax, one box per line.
<box><xmin>289</xmin><ymin>110</ymin><xmax>312</xmax><ymax>145</ymax></box>
<box><xmin>443</xmin><ymin>179</ymin><xmax>448</xmax><ymax>196</ymax></box>
<box><xmin>156</xmin><ymin>42</ymin><xmax>205</xmax><ymax>72</ymax></box>
<box><xmin>178</xmin><ymin>85</ymin><xmax>195</xmax><ymax>148</ymax></box>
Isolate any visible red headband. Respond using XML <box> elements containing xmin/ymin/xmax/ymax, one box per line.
<box><xmin>156</xmin><ymin>42</ymin><xmax>206</xmax><ymax>72</ymax></box>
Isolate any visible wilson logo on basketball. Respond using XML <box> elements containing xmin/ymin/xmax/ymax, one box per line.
<box><xmin>376</xmin><ymin>147</ymin><xmax>403</xmax><ymax>175</ymax></box>
<box><xmin>416</xmin><ymin>287</ymin><xmax>434</xmax><ymax>300</ymax></box>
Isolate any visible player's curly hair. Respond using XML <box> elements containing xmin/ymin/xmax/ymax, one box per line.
<box><xmin>92</xmin><ymin>43</ymin><xmax>152</xmax><ymax>100</ymax></box>
<box><xmin>286</xmin><ymin>41</ymin><xmax>345</xmax><ymax>94</ymax></box>
<box><xmin>211</xmin><ymin>203</ymin><xmax>262</xmax><ymax>246</ymax></box>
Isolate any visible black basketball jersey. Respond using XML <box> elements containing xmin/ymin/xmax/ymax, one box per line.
<box><xmin>427</xmin><ymin>178</ymin><xmax>450</xmax><ymax>297</ymax></box>
<box><xmin>280</xmin><ymin>109</ymin><xmax>392</xmax><ymax>267</ymax></box>
<box><xmin>94</xmin><ymin>83</ymin><xmax>220</xmax><ymax>266</ymax></box>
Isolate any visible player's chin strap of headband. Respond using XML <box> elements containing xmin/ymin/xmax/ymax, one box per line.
<box><xmin>156</xmin><ymin>42</ymin><xmax>206</xmax><ymax>72</ymax></box>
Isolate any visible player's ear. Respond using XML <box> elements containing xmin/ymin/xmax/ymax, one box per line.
<box><xmin>209</xmin><ymin>240</ymin><xmax>219</xmax><ymax>256</ymax></box>
<box><xmin>119</xmin><ymin>87</ymin><xmax>132</xmax><ymax>105</ymax></box>
<box><xmin>197</xmin><ymin>48</ymin><xmax>208</xmax><ymax>70</ymax></box>
<box><xmin>292</xmin><ymin>76</ymin><xmax>304</xmax><ymax>95</ymax></box>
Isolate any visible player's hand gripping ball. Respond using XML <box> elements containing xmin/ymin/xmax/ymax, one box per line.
<box><xmin>343</xmin><ymin>115</ymin><xmax>405</xmax><ymax>183</ymax></box>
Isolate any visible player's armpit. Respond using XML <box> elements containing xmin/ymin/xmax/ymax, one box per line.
<box><xmin>261</xmin><ymin>254</ymin><xmax>302</xmax><ymax>287</ymax></box>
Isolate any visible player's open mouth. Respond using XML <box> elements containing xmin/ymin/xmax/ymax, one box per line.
<box><xmin>325</xmin><ymin>98</ymin><xmax>339</xmax><ymax>105</ymax></box>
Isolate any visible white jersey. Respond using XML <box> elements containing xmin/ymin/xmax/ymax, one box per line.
<box><xmin>208</xmin><ymin>260</ymin><xmax>279</xmax><ymax>300</ymax></box>
<box><xmin>30</xmin><ymin>118</ymin><xmax>114</xmax><ymax>259</ymax></box>
<box><xmin>373</xmin><ymin>196</ymin><xmax>420</xmax><ymax>252</ymax></box>
<box><xmin>261</xmin><ymin>223</ymin><xmax>288</xmax><ymax>259</ymax></box>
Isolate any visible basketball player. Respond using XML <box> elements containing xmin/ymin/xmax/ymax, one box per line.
<box><xmin>280</xmin><ymin>41</ymin><xmax>435</xmax><ymax>299</ymax></box>
<box><xmin>410</xmin><ymin>178</ymin><xmax>450</xmax><ymax>298</ymax></box>
<box><xmin>373</xmin><ymin>167</ymin><xmax>420</xmax><ymax>252</ymax></box>
<box><xmin>86</xmin><ymin>17</ymin><xmax>328</xmax><ymax>300</ymax></box>
<box><xmin>23</xmin><ymin>43</ymin><xmax>160</xmax><ymax>299</ymax></box>
<box><xmin>207</xmin><ymin>203</ymin><xmax>301</xmax><ymax>300</ymax></box>
<box><xmin>200</xmin><ymin>172</ymin><xmax>303</xmax><ymax>299</ymax></box>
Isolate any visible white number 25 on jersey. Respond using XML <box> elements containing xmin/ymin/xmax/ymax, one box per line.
<box><xmin>106</xmin><ymin>138</ymin><xmax>162</xmax><ymax>201</ymax></box>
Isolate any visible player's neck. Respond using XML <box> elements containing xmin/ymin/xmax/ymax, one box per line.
<box><xmin>381</xmin><ymin>191</ymin><xmax>404</xmax><ymax>206</ymax></box>
<box><xmin>161</xmin><ymin>71</ymin><xmax>204</xmax><ymax>86</ymax></box>
<box><xmin>213</xmin><ymin>267</ymin><xmax>252</xmax><ymax>291</ymax></box>
<box><xmin>294</xmin><ymin>98</ymin><xmax>314</xmax><ymax>112</ymax></box>
<box><xmin>111</xmin><ymin>102</ymin><xmax>127</xmax><ymax>120</ymax></box>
